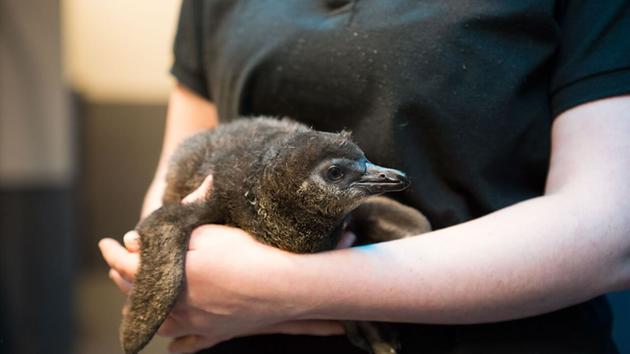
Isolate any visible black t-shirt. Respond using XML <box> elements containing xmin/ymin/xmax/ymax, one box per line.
<box><xmin>170</xmin><ymin>1</ymin><xmax>630</xmax><ymax>353</ymax></box>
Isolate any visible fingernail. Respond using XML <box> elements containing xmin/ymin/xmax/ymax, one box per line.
<box><xmin>123</xmin><ymin>231</ymin><xmax>140</xmax><ymax>248</ymax></box>
<box><xmin>123</xmin><ymin>231</ymin><xmax>138</xmax><ymax>242</ymax></box>
<box><xmin>98</xmin><ymin>238</ymin><xmax>108</xmax><ymax>250</ymax></box>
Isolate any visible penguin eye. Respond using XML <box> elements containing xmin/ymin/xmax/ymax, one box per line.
<box><xmin>326</xmin><ymin>165</ymin><xmax>345</xmax><ymax>181</ymax></box>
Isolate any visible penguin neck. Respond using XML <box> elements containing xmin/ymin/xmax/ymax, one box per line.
<box><xmin>256</xmin><ymin>197</ymin><xmax>341</xmax><ymax>253</ymax></box>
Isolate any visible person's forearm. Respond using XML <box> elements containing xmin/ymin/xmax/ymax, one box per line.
<box><xmin>286</xmin><ymin>191</ymin><xmax>628</xmax><ymax>324</ymax></box>
<box><xmin>152</xmin><ymin>84</ymin><xmax>218</xmax><ymax>183</ymax></box>
<box><xmin>142</xmin><ymin>84</ymin><xmax>218</xmax><ymax>216</ymax></box>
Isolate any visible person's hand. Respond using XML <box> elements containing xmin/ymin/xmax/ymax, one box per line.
<box><xmin>102</xmin><ymin>226</ymin><xmax>345</xmax><ymax>352</ymax></box>
<box><xmin>99</xmin><ymin>175</ymin><xmax>345</xmax><ymax>353</ymax></box>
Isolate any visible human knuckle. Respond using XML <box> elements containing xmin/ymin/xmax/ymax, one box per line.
<box><xmin>157</xmin><ymin>320</ymin><xmax>178</xmax><ymax>337</ymax></box>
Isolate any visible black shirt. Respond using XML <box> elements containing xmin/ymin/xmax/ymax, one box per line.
<box><xmin>170</xmin><ymin>1</ymin><xmax>630</xmax><ymax>353</ymax></box>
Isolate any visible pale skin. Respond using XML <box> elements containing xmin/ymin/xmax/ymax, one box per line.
<box><xmin>99</xmin><ymin>84</ymin><xmax>630</xmax><ymax>353</ymax></box>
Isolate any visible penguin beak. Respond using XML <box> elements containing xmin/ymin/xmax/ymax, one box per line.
<box><xmin>354</xmin><ymin>162</ymin><xmax>409</xmax><ymax>194</ymax></box>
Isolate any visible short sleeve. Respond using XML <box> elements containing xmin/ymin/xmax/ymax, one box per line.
<box><xmin>170</xmin><ymin>0</ymin><xmax>211</xmax><ymax>99</ymax></box>
<box><xmin>550</xmin><ymin>0</ymin><xmax>630</xmax><ymax>116</ymax></box>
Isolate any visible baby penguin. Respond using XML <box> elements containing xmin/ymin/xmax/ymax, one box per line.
<box><xmin>121</xmin><ymin>117</ymin><xmax>430</xmax><ymax>354</ymax></box>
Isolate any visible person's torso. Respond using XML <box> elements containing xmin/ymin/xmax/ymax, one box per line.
<box><xmin>190</xmin><ymin>1</ymin><xmax>617</xmax><ymax>352</ymax></box>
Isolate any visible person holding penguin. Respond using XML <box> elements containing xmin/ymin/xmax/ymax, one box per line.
<box><xmin>100</xmin><ymin>1</ymin><xmax>630</xmax><ymax>353</ymax></box>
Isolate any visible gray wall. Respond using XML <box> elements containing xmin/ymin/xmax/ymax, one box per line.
<box><xmin>0</xmin><ymin>0</ymin><xmax>73</xmax><ymax>187</ymax></box>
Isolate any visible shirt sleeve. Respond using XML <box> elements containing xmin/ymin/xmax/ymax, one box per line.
<box><xmin>550</xmin><ymin>0</ymin><xmax>630</xmax><ymax>116</ymax></box>
<box><xmin>170</xmin><ymin>0</ymin><xmax>211</xmax><ymax>100</ymax></box>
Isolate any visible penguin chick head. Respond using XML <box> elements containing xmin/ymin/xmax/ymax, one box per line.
<box><xmin>260</xmin><ymin>130</ymin><xmax>409</xmax><ymax>220</ymax></box>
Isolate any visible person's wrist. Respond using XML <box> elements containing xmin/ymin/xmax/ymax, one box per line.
<box><xmin>263</xmin><ymin>251</ymin><xmax>330</xmax><ymax>322</ymax></box>
<box><xmin>255</xmin><ymin>250</ymin><xmax>308</xmax><ymax>322</ymax></box>
<box><xmin>275</xmin><ymin>247</ymin><xmax>380</xmax><ymax>323</ymax></box>
<box><xmin>187</xmin><ymin>227</ymin><xmax>312</xmax><ymax>326</ymax></box>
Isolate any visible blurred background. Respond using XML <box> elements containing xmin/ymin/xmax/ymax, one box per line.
<box><xmin>0</xmin><ymin>1</ymin><xmax>628</xmax><ymax>353</ymax></box>
<box><xmin>1</xmin><ymin>0</ymin><xmax>174</xmax><ymax>353</ymax></box>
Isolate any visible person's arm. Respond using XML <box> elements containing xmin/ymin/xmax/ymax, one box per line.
<box><xmin>284</xmin><ymin>95</ymin><xmax>630</xmax><ymax>324</ymax></box>
<box><xmin>141</xmin><ymin>83</ymin><xmax>218</xmax><ymax>217</ymax></box>
<box><xmin>101</xmin><ymin>95</ymin><xmax>630</xmax><ymax>352</ymax></box>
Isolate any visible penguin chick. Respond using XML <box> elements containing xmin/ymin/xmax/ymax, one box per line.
<box><xmin>120</xmin><ymin>117</ymin><xmax>419</xmax><ymax>354</ymax></box>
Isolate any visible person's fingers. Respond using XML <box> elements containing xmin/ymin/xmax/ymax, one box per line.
<box><xmin>157</xmin><ymin>317</ymin><xmax>189</xmax><ymax>338</ymax></box>
<box><xmin>182</xmin><ymin>175</ymin><xmax>214</xmax><ymax>204</ymax></box>
<box><xmin>123</xmin><ymin>230</ymin><xmax>141</xmax><ymax>252</ymax></box>
<box><xmin>168</xmin><ymin>335</ymin><xmax>218</xmax><ymax>354</ymax></box>
<box><xmin>99</xmin><ymin>238</ymin><xmax>140</xmax><ymax>282</ymax></box>
<box><xmin>108</xmin><ymin>269</ymin><xmax>133</xmax><ymax>294</ymax></box>
<box><xmin>250</xmin><ymin>320</ymin><xmax>346</xmax><ymax>336</ymax></box>
<box><xmin>336</xmin><ymin>231</ymin><xmax>356</xmax><ymax>249</ymax></box>
<box><xmin>165</xmin><ymin>320</ymin><xmax>344</xmax><ymax>353</ymax></box>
